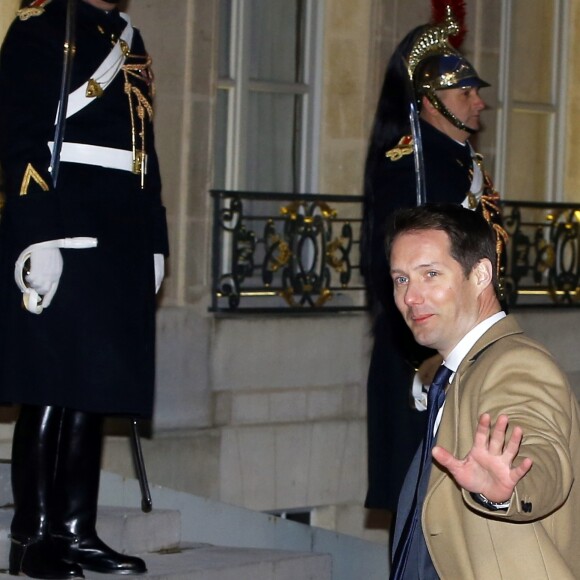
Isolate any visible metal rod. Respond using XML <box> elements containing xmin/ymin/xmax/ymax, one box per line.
<box><xmin>50</xmin><ymin>0</ymin><xmax>77</xmax><ymax>186</ymax></box>
<box><xmin>403</xmin><ymin>58</ymin><xmax>426</xmax><ymax>207</ymax></box>
<box><xmin>130</xmin><ymin>419</ymin><xmax>152</xmax><ymax>513</ymax></box>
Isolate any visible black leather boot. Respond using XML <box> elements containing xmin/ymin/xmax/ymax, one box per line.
<box><xmin>51</xmin><ymin>409</ymin><xmax>147</xmax><ymax>575</ymax></box>
<box><xmin>9</xmin><ymin>405</ymin><xmax>84</xmax><ymax>579</ymax></box>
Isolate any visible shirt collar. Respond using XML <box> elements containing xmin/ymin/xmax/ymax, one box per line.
<box><xmin>444</xmin><ymin>311</ymin><xmax>506</xmax><ymax>374</ymax></box>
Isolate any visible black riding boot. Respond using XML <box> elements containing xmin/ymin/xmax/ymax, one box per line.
<box><xmin>51</xmin><ymin>409</ymin><xmax>147</xmax><ymax>575</ymax></box>
<box><xmin>9</xmin><ymin>405</ymin><xmax>84</xmax><ymax>579</ymax></box>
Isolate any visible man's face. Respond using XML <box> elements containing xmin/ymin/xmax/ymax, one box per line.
<box><xmin>437</xmin><ymin>86</ymin><xmax>486</xmax><ymax>136</ymax></box>
<box><xmin>390</xmin><ymin>229</ymin><xmax>482</xmax><ymax>358</ymax></box>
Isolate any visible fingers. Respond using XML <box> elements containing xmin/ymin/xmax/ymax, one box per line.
<box><xmin>442</xmin><ymin>413</ymin><xmax>519</xmax><ymax>462</ymax></box>
<box><xmin>477</xmin><ymin>413</ymin><xmax>523</xmax><ymax>458</ymax></box>
<box><xmin>512</xmin><ymin>456</ymin><xmax>533</xmax><ymax>482</ymax></box>
<box><xmin>474</xmin><ymin>413</ymin><xmax>492</xmax><ymax>448</ymax></box>
<box><xmin>477</xmin><ymin>413</ymin><xmax>492</xmax><ymax>429</ymax></box>
<box><xmin>488</xmin><ymin>414</ymin><xmax>510</xmax><ymax>455</ymax></box>
<box><xmin>477</xmin><ymin>413</ymin><xmax>532</xmax><ymax>485</ymax></box>
<box><xmin>26</xmin><ymin>248</ymin><xmax>63</xmax><ymax>294</ymax></box>
<box><xmin>433</xmin><ymin>415</ymin><xmax>533</xmax><ymax>496</ymax></box>
<box><xmin>502</xmin><ymin>425</ymin><xmax>524</xmax><ymax>460</ymax></box>
<box><xmin>432</xmin><ymin>445</ymin><xmax>462</xmax><ymax>473</ymax></box>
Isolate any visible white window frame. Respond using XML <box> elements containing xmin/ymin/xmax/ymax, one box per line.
<box><xmin>494</xmin><ymin>0</ymin><xmax>570</xmax><ymax>201</ymax></box>
<box><xmin>216</xmin><ymin>0</ymin><xmax>323</xmax><ymax>193</ymax></box>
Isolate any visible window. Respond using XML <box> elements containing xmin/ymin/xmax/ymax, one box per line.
<box><xmin>495</xmin><ymin>0</ymin><xmax>569</xmax><ymax>201</ymax></box>
<box><xmin>214</xmin><ymin>0</ymin><xmax>322</xmax><ymax>193</ymax></box>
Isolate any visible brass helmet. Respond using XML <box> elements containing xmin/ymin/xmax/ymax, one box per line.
<box><xmin>407</xmin><ymin>6</ymin><xmax>490</xmax><ymax>134</ymax></box>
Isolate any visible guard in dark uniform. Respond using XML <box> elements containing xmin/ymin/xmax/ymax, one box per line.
<box><xmin>361</xmin><ymin>11</ymin><xmax>504</xmax><ymax>515</ymax></box>
<box><xmin>0</xmin><ymin>0</ymin><xmax>168</xmax><ymax>577</ymax></box>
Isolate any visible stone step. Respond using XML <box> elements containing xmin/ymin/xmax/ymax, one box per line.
<box><xmin>0</xmin><ymin>461</ymin><xmax>10</xmax><ymax>507</ymax></box>
<box><xmin>0</xmin><ymin>506</ymin><xmax>332</xmax><ymax>579</ymax></box>
<box><xmin>0</xmin><ymin>466</ymin><xmax>387</xmax><ymax>579</ymax></box>
<box><xmin>101</xmin><ymin>471</ymin><xmax>388</xmax><ymax>580</ymax></box>
<box><xmin>88</xmin><ymin>544</ymin><xmax>331</xmax><ymax>580</ymax></box>
<box><xmin>95</xmin><ymin>506</ymin><xmax>181</xmax><ymax>554</ymax></box>
<box><xmin>0</xmin><ymin>543</ymin><xmax>332</xmax><ymax>580</ymax></box>
<box><xmin>0</xmin><ymin>506</ymin><xmax>181</xmax><ymax>570</ymax></box>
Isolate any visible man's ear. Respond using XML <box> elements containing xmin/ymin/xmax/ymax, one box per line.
<box><xmin>473</xmin><ymin>258</ymin><xmax>493</xmax><ymax>289</ymax></box>
<box><xmin>421</xmin><ymin>95</ymin><xmax>434</xmax><ymax>113</ymax></box>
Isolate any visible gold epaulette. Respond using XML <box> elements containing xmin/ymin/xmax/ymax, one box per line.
<box><xmin>17</xmin><ymin>0</ymin><xmax>52</xmax><ymax>21</ymax></box>
<box><xmin>386</xmin><ymin>135</ymin><xmax>414</xmax><ymax>161</ymax></box>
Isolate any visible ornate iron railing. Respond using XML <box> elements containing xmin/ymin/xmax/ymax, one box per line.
<box><xmin>501</xmin><ymin>201</ymin><xmax>580</xmax><ymax>307</ymax></box>
<box><xmin>210</xmin><ymin>190</ymin><xmax>365</xmax><ymax>312</ymax></box>
<box><xmin>210</xmin><ymin>191</ymin><xmax>580</xmax><ymax>312</ymax></box>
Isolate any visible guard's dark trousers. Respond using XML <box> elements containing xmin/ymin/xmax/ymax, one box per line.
<box><xmin>9</xmin><ymin>405</ymin><xmax>146</xmax><ymax>578</ymax></box>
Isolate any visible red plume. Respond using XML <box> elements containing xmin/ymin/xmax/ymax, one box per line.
<box><xmin>431</xmin><ymin>0</ymin><xmax>467</xmax><ymax>48</ymax></box>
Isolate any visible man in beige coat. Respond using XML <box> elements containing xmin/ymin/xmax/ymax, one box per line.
<box><xmin>387</xmin><ymin>203</ymin><xmax>580</xmax><ymax>579</ymax></box>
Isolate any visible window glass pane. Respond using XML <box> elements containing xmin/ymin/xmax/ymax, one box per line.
<box><xmin>218</xmin><ymin>0</ymin><xmax>232</xmax><ymax>78</ymax></box>
<box><xmin>511</xmin><ymin>0</ymin><xmax>554</xmax><ymax>103</ymax></box>
<box><xmin>505</xmin><ymin>111</ymin><xmax>550</xmax><ymax>202</ymax></box>
<box><xmin>213</xmin><ymin>89</ymin><xmax>229</xmax><ymax>189</ymax></box>
<box><xmin>246</xmin><ymin>92</ymin><xmax>302</xmax><ymax>191</ymax></box>
<box><xmin>248</xmin><ymin>0</ymin><xmax>304</xmax><ymax>83</ymax></box>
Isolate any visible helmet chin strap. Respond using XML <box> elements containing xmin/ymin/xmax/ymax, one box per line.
<box><xmin>425</xmin><ymin>90</ymin><xmax>478</xmax><ymax>135</ymax></box>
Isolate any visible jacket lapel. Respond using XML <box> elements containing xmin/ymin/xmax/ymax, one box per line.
<box><xmin>427</xmin><ymin>315</ymin><xmax>524</xmax><ymax>492</ymax></box>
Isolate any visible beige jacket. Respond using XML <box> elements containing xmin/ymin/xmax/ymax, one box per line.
<box><xmin>424</xmin><ymin>315</ymin><xmax>580</xmax><ymax>579</ymax></box>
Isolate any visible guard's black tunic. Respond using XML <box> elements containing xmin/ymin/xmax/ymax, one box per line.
<box><xmin>0</xmin><ymin>0</ymin><xmax>169</xmax><ymax>417</ymax></box>
<box><xmin>365</xmin><ymin>120</ymin><xmax>472</xmax><ymax>510</ymax></box>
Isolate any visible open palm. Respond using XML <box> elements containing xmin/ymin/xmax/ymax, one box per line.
<box><xmin>432</xmin><ymin>413</ymin><xmax>533</xmax><ymax>503</ymax></box>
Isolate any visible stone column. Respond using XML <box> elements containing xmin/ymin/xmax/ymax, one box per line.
<box><xmin>122</xmin><ymin>0</ymin><xmax>217</xmax><ymax>431</ymax></box>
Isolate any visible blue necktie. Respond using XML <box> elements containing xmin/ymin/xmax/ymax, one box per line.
<box><xmin>390</xmin><ymin>365</ymin><xmax>453</xmax><ymax>580</ymax></box>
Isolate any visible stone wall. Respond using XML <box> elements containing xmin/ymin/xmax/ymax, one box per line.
<box><xmin>565</xmin><ymin>0</ymin><xmax>580</xmax><ymax>200</ymax></box>
<box><xmin>318</xmin><ymin>0</ymin><xmax>374</xmax><ymax>195</ymax></box>
<box><xmin>0</xmin><ymin>1</ymin><xmax>19</xmax><ymax>39</ymax></box>
<box><xmin>124</xmin><ymin>0</ymin><xmax>217</xmax><ymax>309</ymax></box>
<box><xmin>103</xmin><ymin>313</ymin><xmax>378</xmax><ymax>540</ymax></box>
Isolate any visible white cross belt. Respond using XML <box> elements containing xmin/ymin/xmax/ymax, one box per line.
<box><xmin>47</xmin><ymin>141</ymin><xmax>147</xmax><ymax>174</ymax></box>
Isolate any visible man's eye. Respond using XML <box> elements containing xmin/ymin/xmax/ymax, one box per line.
<box><xmin>394</xmin><ymin>276</ymin><xmax>408</xmax><ymax>285</ymax></box>
<box><xmin>426</xmin><ymin>271</ymin><xmax>438</xmax><ymax>278</ymax></box>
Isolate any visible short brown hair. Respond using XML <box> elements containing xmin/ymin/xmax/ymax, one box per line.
<box><xmin>385</xmin><ymin>203</ymin><xmax>498</xmax><ymax>289</ymax></box>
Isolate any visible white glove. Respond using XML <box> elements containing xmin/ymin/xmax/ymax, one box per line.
<box><xmin>25</xmin><ymin>247</ymin><xmax>63</xmax><ymax>308</ymax></box>
<box><xmin>154</xmin><ymin>253</ymin><xmax>164</xmax><ymax>294</ymax></box>
<box><xmin>15</xmin><ymin>237</ymin><xmax>97</xmax><ymax>314</ymax></box>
